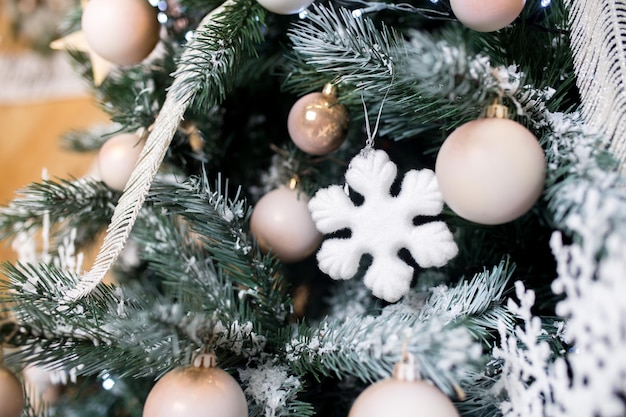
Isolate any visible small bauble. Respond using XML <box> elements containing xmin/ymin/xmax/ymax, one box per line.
<box><xmin>450</xmin><ymin>0</ymin><xmax>525</xmax><ymax>32</ymax></box>
<box><xmin>82</xmin><ymin>0</ymin><xmax>160</xmax><ymax>65</ymax></box>
<box><xmin>143</xmin><ymin>365</ymin><xmax>248</xmax><ymax>417</ymax></box>
<box><xmin>348</xmin><ymin>378</ymin><xmax>459</xmax><ymax>417</ymax></box>
<box><xmin>97</xmin><ymin>133</ymin><xmax>145</xmax><ymax>192</ymax></box>
<box><xmin>287</xmin><ymin>84</ymin><xmax>349</xmax><ymax>155</ymax></box>
<box><xmin>0</xmin><ymin>366</ymin><xmax>25</xmax><ymax>417</ymax></box>
<box><xmin>435</xmin><ymin>116</ymin><xmax>545</xmax><ymax>225</ymax></box>
<box><xmin>256</xmin><ymin>0</ymin><xmax>315</xmax><ymax>15</ymax></box>
<box><xmin>250</xmin><ymin>186</ymin><xmax>322</xmax><ymax>263</ymax></box>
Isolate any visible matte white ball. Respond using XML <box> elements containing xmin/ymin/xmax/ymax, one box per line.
<box><xmin>255</xmin><ymin>0</ymin><xmax>315</xmax><ymax>15</ymax></box>
<box><xmin>348</xmin><ymin>378</ymin><xmax>459</xmax><ymax>417</ymax></box>
<box><xmin>97</xmin><ymin>133</ymin><xmax>145</xmax><ymax>192</ymax></box>
<box><xmin>0</xmin><ymin>366</ymin><xmax>25</xmax><ymax>417</ymax></box>
<box><xmin>450</xmin><ymin>0</ymin><xmax>525</xmax><ymax>32</ymax></box>
<box><xmin>143</xmin><ymin>366</ymin><xmax>248</xmax><ymax>417</ymax></box>
<box><xmin>435</xmin><ymin>117</ymin><xmax>545</xmax><ymax>225</ymax></box>
<box><xmin>82</xmin><ymin>0</ymin><xmax>160</xmax><ymax>65</ymax></box>
<box><xmin>250</xmin><ymin>186</ymin><xmax>322</xmax><ymax>263</ymax></box>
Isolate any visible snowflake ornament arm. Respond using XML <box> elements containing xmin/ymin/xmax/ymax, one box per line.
<box><xmin>308</xmin><ymin>149</ymin><xmax>458</xmax><ymax>302</ymax></box>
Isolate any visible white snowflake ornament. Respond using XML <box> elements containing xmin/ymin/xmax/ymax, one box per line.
<box><xmin>308</xmin><ymin>149</ymin><xmax>458</xmax><ymax>303</ymax></box>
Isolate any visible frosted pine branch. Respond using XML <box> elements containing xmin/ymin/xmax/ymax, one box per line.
<box><xmin>287</xmin><ymin>6</ymin><xmax>547</xmax><ymax>139</ymax></box>
<box><xmin>68</xmin><ymin>0</ymin><xmax>266</xmax><ymax>300</ymax></box>
<box><xmin>240</xmin><ymin>362</ymin><xmax>314</xmax><ymax>417</ymax></box>
<box><xmin>148</xmin><ymin>175</ymin><xmax>292</xmax><ymax>331</ymax></box>
<box><xmin>0</xmin><ymin>177</ymin><xmax>113</xmax><ymax>241</ymax></box>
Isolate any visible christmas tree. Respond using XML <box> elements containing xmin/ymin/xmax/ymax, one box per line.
<box><xmin>1</xmin><ymin>0</ymin><xmax>625</xmax><ymax>416</ymax></box>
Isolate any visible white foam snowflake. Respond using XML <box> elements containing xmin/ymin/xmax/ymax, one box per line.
<box><xmin>308</xmin><ymin>149</ymin><xmax>458</xmax><ymax>302</ymax></box>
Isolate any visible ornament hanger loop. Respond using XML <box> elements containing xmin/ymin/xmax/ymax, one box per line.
<box><xmin>392</xmin><ymin>341</ymin><xmax>420</xmax><ymax>382</ymax></box>
<box><xmin>192</xmin><ymin>349</ymin><xmax>218</xmax><ymax>369</ymax></box>
<box><xmin>359</xmin><ymin>84</ymin><xmax>391</xmax><ymax>157</ymax></box>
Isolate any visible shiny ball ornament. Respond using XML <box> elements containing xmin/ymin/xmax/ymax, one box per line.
<box><xmin>288</xmin><ymin>84</ymin><xmax>349</xmax><ymax>155</ymax></box>
<box><xmin>450</xmin><ymin>0</ymin><xmax>525</xmax><ymax>32</ymax></box>
<box><xmin>348</xmin><ymin>378</ymin><xmax>459</xmax><ymax>417</ymax></box>
<box><xmin>255</xmin><ymin>0</ymin><xmax>315</xmax><ymax>14</ymax></box>
<box><xmin>0</xmin><ymin>366</ymin><xmax>25</xmax><ymax>417</ymax></box>
<box><xmin>250</xmin><ymin>185</ymin><xmax>322</xmax><ymax>263</ymax></box>
<box><xmin>435</xmin><ymin>116</ymin><xmax>545</xmax><ymax>225</ymax></box>
<box><xmin>143</xmin><ymin>365</ymin><xmax>248</xmax><ymax>417</ymax></box>
<box><xmin>97</xmin><ymin>133</ymin><xmax>145</xmax><ymax>192</ymax></box>
<box><xmin>81</xmin><ymin>0</ymin><xmax>160</xmax><ymax>65</ymax></box>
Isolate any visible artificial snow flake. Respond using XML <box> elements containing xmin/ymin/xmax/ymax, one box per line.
<box><xmin>308</xmin><ymin>149</ymin><xmax>458</xmax><ymax>302</ymax></box>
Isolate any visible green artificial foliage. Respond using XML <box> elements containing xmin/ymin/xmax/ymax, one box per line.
<box><xmin>1</xmin><ymin>0</ymin><xmax>626</xmax><ymax>416</ymax></box>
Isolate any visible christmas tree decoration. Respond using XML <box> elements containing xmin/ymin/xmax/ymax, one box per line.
<box><xmin>434</xmin><ymin>102</ymin><xmax>546</xmax><ymax>225</ymax></box>
<box><xmin>97</xmin><ymin>132</ymin><xmax>146</xmax><ymax>192</ymax></box>
<box><xmin>348</xmin><ymin>352</ymin><xmax>459</xmax><ymax>417</ymax></box>
<box><xmin>449</xmin><ymin>0</ymin><xmax>525</xmax><ymax>32</ymax></box>
<box><xmin>287</xmin><ymin>83</ymin><xmax>349</xmax><ymax>155</ymax></box>
<box><xmin>569</xmin><ymin>0</ymin><xmax>626</xmax><ymax>169</ymax></box>
<box><xmin>255</xmin><ymin>0</ymin><xmax>315</xmax><ymax>15</ymax></box>
<box><xmin>49</xmin><ymin>26</ymin><xmax>113</xmax><ymax>86</ymax></box>
<box><xmin>308</xmin><ymin>149</ymin><xmax>458</xmax><ymax>303</ymax></box>
<box><xmin>143</xmin><ymin>353</ymin><xmax>248</xmax><ymax>417</ymax></box>
<box><xmin>81</xmin><ymin>0</ymin><xmax>161</xmax><ymax>66</ymax></box>
<box><xmin>3</xmin><ymin>2</ymin><xmax>626</xmax><ymax>417</ymax></box>
<box><xmin>0</xmin><ymin>365</ymin><xmax>24</xmax><ymax>417</ymax></box>
<box><xmin>250</xmin><ymin>179</ymin><xmax>322</xmax><ymax>263</ymax></box>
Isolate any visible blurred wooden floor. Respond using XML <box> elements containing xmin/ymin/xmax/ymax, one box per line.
<box><xmin>0</xmin><ymin>14</ymin><xmax>109</xmax><ymax>264</ymax></box>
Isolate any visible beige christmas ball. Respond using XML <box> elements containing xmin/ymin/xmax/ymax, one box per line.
<box><xmin>250</xmin><ymin>186</ymin><xmax>322</xmax><ymax>263</ymax></box>
<box><xmin>256</xmin><ymin>0</ymin><xmax>315</xmax><ymax>14</ymax></box>
<box><xmin>0</xmin><ymin>366</ymin><xmax>25</xmax><ymax>417</ymax></box>
<box><xmin>287</xmin><ymin>85</ymin><xmax>349</xmax><ymax>155</ymax></box>
<box><xmin>348</xmin><ymin>378</ymin><xmax>459</xmax><ymax>417</ymax></box>
<box><xmin>435</xmin><ymin>117</ymin><xmax>545</xmax><ymax>225</ymax></box>
<box><xmin>450</xmin><ymin>0</ymin><xmax>526</xmax><ymax>32</ymax></box>
<box><xmin>97</xmin><ymin>133</ymin><xmax>145</xmax><ymax>192</ymax></box>
<box><xmin>82</xmin><ymin>0</ymin><xmax>160</xmax><ymax>66</ymax></box>
<box><xmin>143</xmin><ymin>366</ymin><xmax>248</xmax><ymax>417</ymax></box>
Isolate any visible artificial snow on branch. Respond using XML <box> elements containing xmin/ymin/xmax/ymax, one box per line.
<box><xmin>66</xmin><ymin>0</ymin><xmax>265</xmax><ymax>300</ymax></box>
<box><xmin>284</xmin><ymin>261</ymin><xmax>513</xmax><ymax>398</ymax></box>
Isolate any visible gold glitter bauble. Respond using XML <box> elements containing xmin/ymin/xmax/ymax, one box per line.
<box><xmin>287</xmin><ymin>84</ymin><xmax>349</xmax><ymax>155</ymax></box>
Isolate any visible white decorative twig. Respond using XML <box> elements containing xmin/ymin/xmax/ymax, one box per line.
<box><xmin>567</xmin><ymin>0</ymin><xmax>626</xmax><ymax>171</ymax></box>
<box><xmin>65</xmin><ymin>0</ymin><xmax>235</xmax><ymax>300</ymax></box>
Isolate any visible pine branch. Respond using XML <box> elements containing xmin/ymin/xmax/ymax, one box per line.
<box><xmin>147</xmin><ymin>175</ymin><xmax>292</xmax><ymax>333</ymax></box>
<box><xmin>281</xmin><ymin>260</ymin><xmax>513</xmax><ymax>397</ymax></box>
<box><xmin>284</xmin><ymin>5</ymin><xmax>514</xmax><ymax>141</ymax></box>
<box><xmin>68</xmin><ymin>0</ymin><xmax>267</xmax><ymax>299</ymax></box>
<box><xmin>1</xmin><ymin>261</ymin><xmax>265</xmax><ymax>378</ymax></box>
<box><xmin>416</xmin><ymin>259</ymin><xmax>515</xmax><ymax>344</ymax></box>
<box><xmin>0</xmin><ymin>178</ymin><xmax>114</xmax><ymax>242</ymax></box>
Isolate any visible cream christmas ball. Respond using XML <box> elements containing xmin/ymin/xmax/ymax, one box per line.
<box><xmin>348</xmin><ymin>378</ymin><xmax>459</xmax><ymax>417</ymax></box>
<box><xmin>81</xmin><ymin>0</ymin><xmax>160</xmax><ymax>65</ymax></box>
<box><xmin>143</xmin><ymin>366</ymin><xmax>248</xmax><ymax>417</ymax></box>
<box><xmin>0</xmin><ymin>366</ymin><xmax>25</xmax><ymax>417</ymax></box>
<box><xmin>250</xmin><ymin>186</ymin><xmax>322</xmax><ymax>263</ymax></box>
<box><xmin>97</xmin><ymin>133</ymin><xmax>145</xmax><ymax>192</ymax></box>
<box><xmin>435</xmin><ymin>117</ymin><xmax>545</xmax><ymax>225</ymax></box>
<box><xmin>255</xmin><ymin>0</ymin><xmax>315</xmax><ymax>15</ymax></box>
<box><xmin>450</xmin><ymin>0</ymin><xmax>526</xmax><ymax>32</ymax></box>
